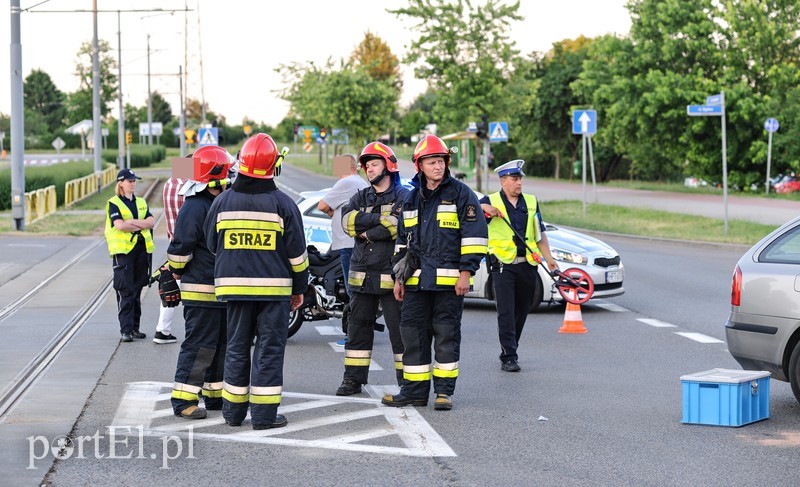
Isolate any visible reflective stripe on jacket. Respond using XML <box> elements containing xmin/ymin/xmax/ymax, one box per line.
<box><xmin>487</xmin><ymin>192</ymin><xmax>541</xmax><ymax>265</ymax></box>
<box><xmin>396</xmin><ymin>173</ymin><xmax>488</xmax><ymax>291</ymax></box>
<box><xmin>105</xmin><ymin>195</ymin><xmax>154</xmax><ymax>256</ymax></box>
<box><xmin>204</xmin><ymin>187</ymin><xmax>309</xmax><ymax>301</ymax></box>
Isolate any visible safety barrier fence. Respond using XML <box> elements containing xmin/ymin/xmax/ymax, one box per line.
<box><xmin>24</xmin><ymin>185</ymin><xmax>57</xmax><ymax>225</ymax></box>
<box><xmin>64</xmin><ymin>165</ymin><xmax>117</xmax><ymax>208</ymax></box>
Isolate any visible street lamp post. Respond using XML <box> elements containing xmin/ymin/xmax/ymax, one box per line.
<box><xmin>116</xmin><ymin>10</ymin><xmax>125</xmax><ymax>169</ymax></box>
<box><xmin>147</xmin><ymin>34</ymin><xmax>153</xmax><ymax>146</ymax></box>
<box><xmin>92</xmin><ymin>0</ymin><xmax>103</xmax><ymax>191</ymax></box>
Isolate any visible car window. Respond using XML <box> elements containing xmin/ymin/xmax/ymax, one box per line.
<box><xmin>304</xmin><ymin>205</ymin><xmax>331</xmax><ymax>220</ymax></box>
<box><xmin>759</xmin><ymin>224</ymin><xmax>800</xmax><ymax>264</ymax></box>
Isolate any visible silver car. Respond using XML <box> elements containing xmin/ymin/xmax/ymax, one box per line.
<box><xmin>726</xmin><ymin>215</ymin><xmax>800</xmax><ymax>403</ymax></box>
<box><xmin>295</xmin><ymin>188</ymin><xmax>625</xmax><ymax>310</ymax></box>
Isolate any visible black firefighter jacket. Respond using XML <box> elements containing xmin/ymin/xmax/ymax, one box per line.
<box><xmin>167</xmin><ymin>190</ymin><xmax>223</xmax><ymax>308</ymax></box>
<box><xmin>396</xmin><ymin>172</ymin><xmax>488</xmax><ymax>291</ymax></box>
<box><xmin>341</xmin><ymin>182</ymin><xmax>410</xmax><ymax>294</ymax></box>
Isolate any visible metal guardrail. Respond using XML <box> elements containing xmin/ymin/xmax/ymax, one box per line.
<box><xmin>24</xmin><ymin>185</ymin><xmax>57</xmax><ymax>225</ymax></box>
<box><xmin>64</xmin><ymin>165</ymin><xmax>117</xmax><ymax>208</ymax></box>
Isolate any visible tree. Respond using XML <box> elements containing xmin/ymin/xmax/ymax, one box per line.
<box><xmin>67</xmin><ymin>40</ymin><xmax>118</xmax><ymax>123</ymax></box>
<box><xmin>149</xmin><ymin>91</ymin><xmax>174</xmax><ymax>125</ymax></box>
<box><xmin>24</xmin><ymin>69</ymin><xmax>66</xmax><ymax>133</ymax></box>
<box><xmin>350</xmin><ymin>32</ymin><xmax>402</xmax><ymax>88</ymax></box>
<box><xmin>574</xmin><ymin>0</ymin><xmax>800</xmax><ymax>187</ymax></box>
<box><xmin>280</xmin><ymin>60</ymin><xmax>399</xmax><ymax>145</ymax></box>
<box><xmin>389</xmin><ymin>0</ymin><xmax>522</xmax><ymax>133</ymax></box>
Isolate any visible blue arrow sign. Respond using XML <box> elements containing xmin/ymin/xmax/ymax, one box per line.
<box><xmin>489</xmin><ymin>122</ymin><xmax>509</xmax><ymax>142</ymax></box>
<box><xmin>706</xmin><ymin>94</ymin><xmax>722</xmax><ymax>105</ymax></box>
<box><xmin>687</xmin><ymin>105</ymin><xmax>723</xmax><ymax>116</ymax></box>
<box><xmin>572</xmin><ymin>110</ymin><xmax>597</xmax><ymax>135</ymax></box>
<box><xmin>764</xmin><ymin>118</ymin><xmax>779</xmax><ymax>133</ymax></box>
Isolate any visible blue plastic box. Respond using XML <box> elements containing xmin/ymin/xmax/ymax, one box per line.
<box><xmin>680</xmin><ymin>368</ymin><xmax>770</xmax><ymax>427</ymax></box>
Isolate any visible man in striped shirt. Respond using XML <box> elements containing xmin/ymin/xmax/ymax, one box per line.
<box><xmin>153</xmin><ymin>177</ymin><xmax>186</xmax><ymax>344</ymax></box>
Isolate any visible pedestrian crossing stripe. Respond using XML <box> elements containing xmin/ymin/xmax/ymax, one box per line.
<box><xmin>490</xmin><ymin>123</ymin><xmax>507</xmax><ymax>141</ymax></box>
<box><xmin>199</xmin><ymin>129</ymin><xmax>218</xmax><ymax>146</ymax></box>
<box><xmin>111</xmin><ymin>381</ymin><xmax>456</xmax><ymax>457</ymax></box>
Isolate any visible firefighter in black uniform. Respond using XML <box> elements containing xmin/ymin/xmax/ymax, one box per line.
<box><xmin>168</xmin><ymin>145</ymin><xmax>233</xmax><ymax>420</ymax></box>
<box><xmin>480</xmin><ymin>160</ymin><xmax>558</xmax><ymax>372</ymax></box>
<box><xmin>335</xmin><ymin>142</ymin><xmax>409</xmax><ymax>396</ymax></box>
<box><xmin>205</xmin><ymin>133</ymin><xmax>308</xmax><ymax>430</ymax></box>
<box><xmin>382</xmin><ymin>135</ymin><xmax>488</xmax><ymax>411</ymax></box>
<box><xmin>105</xmin><ymin>168</ymin><xmax>155</xmax><ymax>342</ymax></box>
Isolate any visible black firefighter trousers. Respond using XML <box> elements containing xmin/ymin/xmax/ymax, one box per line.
<box><xmin>398</xmin><ymin>290</ymin><xmax>464</xmax><ymax>399</ymax></box>
<box><xmin>343</xmin><ymin>292</ymin><xmax>404</xmax><ymax>385</ymax></box>
<box><xmin>171</xmin><ymin>305</ymin><xmax>227</xmax><ymax>415</ymax></box>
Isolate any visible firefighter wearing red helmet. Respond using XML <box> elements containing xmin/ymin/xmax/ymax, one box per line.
<box><xmin>167</xmin><ymin>145</ymin><xmax>232</xmax><ymax>420</ymax></box>
<box><xmin>335</xmin><ymin>142</ymin><xmax>409</xmax><ymax>396</ymax></box>
<box><xmin>382</xmin><ymin>134</ymin><xmax>488</xmax><ymax>411</ymax></box>
<box><xmin>204</xmin><ymin>133</ymin><xmax>308</xmax><ymax>430</ymax></box>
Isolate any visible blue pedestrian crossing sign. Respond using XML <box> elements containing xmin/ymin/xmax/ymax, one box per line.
<box><xmin>198</xmin><ymin>127</ymin><xmax>219</xmax><ymax>147</ymax></box>
<box><xmin>489</xmin><ymin>122</ymin><xmax>509</xmax><ymax>142</ymax></box>
<box><xmin>572</xmin><ymin>110</ymin><xmax>597</xmax><ymax>135</ymax></box>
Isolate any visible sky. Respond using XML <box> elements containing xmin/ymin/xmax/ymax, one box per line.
<box><xmin>1</xmin><ymin>0</ymin><xmax>632</xmax><ymax>128</ymax></box>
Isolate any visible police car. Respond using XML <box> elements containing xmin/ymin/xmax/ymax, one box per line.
<box><xmin>294</xmin><ymin>188</ymin><xmax>624</xmax><ymax>310</ymax></box>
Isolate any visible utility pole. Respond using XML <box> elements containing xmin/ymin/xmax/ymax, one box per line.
<box><xmin>10</xmin><ymin>0</ymin><xmax>25</xmax><ymax>230</ymax></box>
<box><xmin>116</xmin><ymin>10</ymin><xmax>125</xmax><ymax>169</ymax></box>
<box><xmin>179</xmin><ymin>65</ymin><xmax>186</xmax><ymax>157</ymax></box>
<box><xmin>92</xmin><ymin>0</ymin><xmax>103</xmax><ymax>190</ymax></box>
<box><xmin>146</xmin><ymin>34</ymin><xmax>153</xmax><ymax>145</ymax></box>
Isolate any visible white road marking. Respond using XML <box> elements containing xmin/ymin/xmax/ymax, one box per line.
<box><xmin>278</xmin><ymin>183</ymin><xmax>302</xmax><ymax>197</ymax></box>
<box><xmin>637</xmin><ymin>318</ymin><xmax>677</xmax><ymax>328</ymax></box>
<box><xmin>594</xmin><ymin>301</ymin><xmax>628</xmax><ymax>312</ymax></box>
<box><xmin>674</xmin><ymin>332</ymin><xmax>724</xmax><ymax>344</ymax></box>
<box><xmin>111</xmin><ymin>382</ymin><xmax>456</xmax><ymax>457</ymax></box>
<box><xmin>316</xmin><ymin>325</ymin><xmax>344</xmax><ymax>336</ymax></box>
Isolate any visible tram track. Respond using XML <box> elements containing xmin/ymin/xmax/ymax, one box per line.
<box><xmin>0</xmin><ymin>179</ymin><xmax>165</xmax><ymax>422</ymax></box>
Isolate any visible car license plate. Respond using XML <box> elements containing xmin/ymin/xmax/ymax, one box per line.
<box><xmin>606</xmin><ymin>270</ymin><xmax>623</xmax><ymax>283</ymax></box>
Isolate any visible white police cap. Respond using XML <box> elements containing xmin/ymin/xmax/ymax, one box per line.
<box><xmin>494</xmin><ymin>159</ymin><xmax>525</xmax><ymax>177</ymax></box>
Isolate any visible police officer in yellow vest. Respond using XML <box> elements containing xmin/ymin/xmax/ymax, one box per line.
<box><xmin>105</xmin><ymin>168</ymin><xmax>155</xmax><ymax>342</ymax></box>
<box><xmin>480</xmin><ymin>160</ymin><xmax>557</xmax><ymax>372</ymax></box>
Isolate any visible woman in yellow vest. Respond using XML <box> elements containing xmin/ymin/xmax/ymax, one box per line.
<box><xmin>105</xmin><ymin>169</ymin><xmax>155</xmax><ymax>342</ymax></box>
<box><xmin>480</xmin><ymin>160</ymin><xmax>557</xmax><ymax>372</ymax></box>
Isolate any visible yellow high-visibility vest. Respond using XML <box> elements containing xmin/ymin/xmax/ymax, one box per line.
<box><xmin>487</xmin><ymin>192</ymin><xmax>541</xmax><ymax>265</ymax></box>
<box><xmin>105</xmin><ymin>195</ymin><xmax>154</xmax><ymax>256</ymax></box>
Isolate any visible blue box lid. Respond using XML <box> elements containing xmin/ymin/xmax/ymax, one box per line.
<box><xmin>680</xmin><ymin>368</ymin><xmax>770</xmax><ymax>383</ymax></box>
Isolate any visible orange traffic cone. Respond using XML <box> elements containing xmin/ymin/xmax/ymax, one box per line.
<box><xmin>558</xmin><ymin>289</ymin><xmax>587</xmax><ymax>334</ymax></box>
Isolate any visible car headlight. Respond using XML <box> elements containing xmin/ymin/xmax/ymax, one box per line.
<box><xmin>550</xmin><ymin>247</ymin><xmax>588</xmax><ymax>265</ymax></box>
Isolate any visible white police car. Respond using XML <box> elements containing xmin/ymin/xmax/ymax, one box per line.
<box><xmin>294</xmin><ymin>188</ymin><xmax>624</xmax><ymax>310</ymax></box>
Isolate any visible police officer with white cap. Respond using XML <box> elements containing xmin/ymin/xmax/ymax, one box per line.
<box><xmin>479</xmin><ymin>160</ymin><xmax>557</xmax><ymax>372</ymax></box>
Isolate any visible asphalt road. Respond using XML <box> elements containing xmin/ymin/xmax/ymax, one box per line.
<box><xmin>2</xmin><ymin>163</ymin><xmax>799</xmax><ymax>485</ymax></box>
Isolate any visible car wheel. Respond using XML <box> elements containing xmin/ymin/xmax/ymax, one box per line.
<box><xmin>788</xmin><ymin>343</ymin><xmax>800</xmax><ymax>404</ymax></box>
<box><xmin>528</xmin><ymin>273</ymin><xmax>544</xmax><ymax>312</ymax></box>
<box><xmin>287</xmin><ymin>309</ymin><xmax>303</xmax><ymax>338</ymax></box>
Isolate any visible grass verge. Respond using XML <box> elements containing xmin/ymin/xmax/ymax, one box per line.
<box><xmin>544</xmin><ymin>200</ymin><xmax>777</xmax><ymax>246</ymax></box>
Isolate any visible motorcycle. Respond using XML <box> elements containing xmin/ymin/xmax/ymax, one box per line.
<box><xmin>288</xmin><ymin>246</ymin><xmax>350</xmax><ymax>338</ymax></box>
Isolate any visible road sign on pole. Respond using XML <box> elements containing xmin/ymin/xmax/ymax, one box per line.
<box><xmin>198</xmin><ymin>127</ymin><xmax>218</xmax><ymax>147</ymax></box>
<box><xmin>765</xmin><ymin>118</ymin><xmax>779</xmax><ymax>195</ymax></box>
<box><xmin>688</xmin><ymin>92</ymin><xmax>728</xmax><ymax>234</ymax></box>
<box><xmin>572</xmin><ymin>110</ymin><xmax>597</xmax><ymax>135</ymax></box>
<box><xmin>488</xmin><ymin>122</ymin><xmax>509</xmax><ymax>142</ymax></box>
<box><xmin>687</xmin><ymin>105</ymin><xmax>723</xmax><ymax>116</ymax></box>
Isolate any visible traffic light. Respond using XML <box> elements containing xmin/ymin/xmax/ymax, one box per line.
<box><xmin>320</xmin><ymin>128</ymin><xmax>327</xmax><ymax>140</ymax></box>
<box><xmin>293</xmin><ymin>122</ymin><xmax>299</xmax><ymax>136</ymax></box>
<box><xmin>476</xmin><ymin>114</ymin><xmax>488</xmax><ymax>139</ymax></box>
<box><xmin>125</xmin><ymin>131</ymin><xmax>132</xmax><ymax>145</ymax></box>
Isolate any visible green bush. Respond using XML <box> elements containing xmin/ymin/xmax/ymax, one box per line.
<box><xmin>0</xmin><ymin>160</ymin><xmax>114</xmax><ymax>211</ymax></box>
<box><xmin>101</xmin><ymin>144</ymin><xmax>165</xmax><ymax>168</ymax></box>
